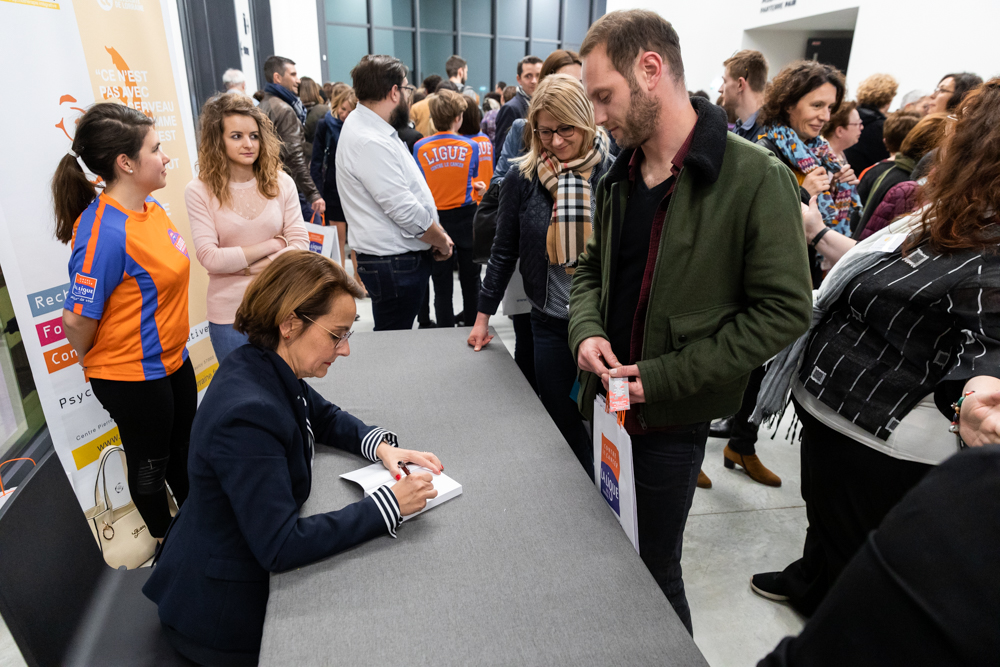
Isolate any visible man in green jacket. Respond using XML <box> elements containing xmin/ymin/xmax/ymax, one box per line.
<box><xmin>574</xmin><ymin>10</ymin><xmax>812</xmax><ymax>634</ymax></box>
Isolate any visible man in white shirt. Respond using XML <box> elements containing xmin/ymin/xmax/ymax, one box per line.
<box><xmin>337</xmin><ymin>55</ymin><xmax>454</xmax><ymax>331</ymax></box>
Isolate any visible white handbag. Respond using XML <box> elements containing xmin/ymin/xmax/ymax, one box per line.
<box><xmin>83</xmin><ymin>447</ymin><xmax>176</xmax><ymax>569</ymax></box>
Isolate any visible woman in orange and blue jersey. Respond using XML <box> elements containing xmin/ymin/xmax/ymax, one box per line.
<box><xmin>52</xmin><ymin>103</ymin><xmax>196</xmax><ymax>541</ymax></box>
<box><xmin>413</xmin><ymin>89</ymin><xmax>482</xmax><ymax>327</ymax></box>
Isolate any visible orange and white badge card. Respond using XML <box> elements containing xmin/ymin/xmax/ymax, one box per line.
<box><xmin>607</xmin><ymin>375</ymin><xmax>630</xmax><ymax>412</ymax></box>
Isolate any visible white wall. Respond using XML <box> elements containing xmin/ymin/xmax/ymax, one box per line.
<box><xmin>608</xmin><ymin>0</ymin><xmax>1000</xmax><ymax>108</ymax></box>
<box><xmin>269</xmin><ymin>0</ymin><xmax>323</xmax><ymax>82</ymax></box>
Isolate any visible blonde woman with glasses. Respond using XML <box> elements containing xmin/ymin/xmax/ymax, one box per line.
<box><xmin>187</xmin><ymin>93</ymin><xmax>309</xmax><ymax>362</ymax></box>
<box><xmin>468</xmin><ymin>74</ymin><xmax>611</xmax><ymax>477</ymax></box>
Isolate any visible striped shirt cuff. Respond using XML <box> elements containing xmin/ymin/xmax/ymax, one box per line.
<box><xmin>361</xmin><ymin>427</ymin><xmax>398</xmax><ymax>462</ymax></box>
<box><xmin>370</xmin><ymin>485</ymin><xmax>402</xmax><ymax>538</ymax></box>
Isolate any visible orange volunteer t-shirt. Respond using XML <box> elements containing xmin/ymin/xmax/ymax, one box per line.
<box><xmin>467</xmin><ymin>131</ymin><xmax>494</xmax><ymax>204</ymax></box>
<box><xmin>413</xmin><ymin>132</ymin><xmax>479</xmax><ymax>211</ymax></box>
<box><xmin>65</xmin><ymin>192</ymin><xmax>190</xmax><ymax>381</ymax></box>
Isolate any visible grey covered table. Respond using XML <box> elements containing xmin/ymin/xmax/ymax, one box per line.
<box><xmin>259</xmin><ymin>328</ymin><xmax>707</xmax><ymax>666</ymax></box>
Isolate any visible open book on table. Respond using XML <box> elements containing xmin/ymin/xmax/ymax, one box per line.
<box><xmin>340</xmin><ymin>462</ymin><xmax>462</xmax><ymax>521</ymax></box>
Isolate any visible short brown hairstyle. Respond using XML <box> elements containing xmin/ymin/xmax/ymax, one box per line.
<box><xmin>234</xmin><ymin>250</ymin><xmax>365</xmax><ymax>350</ymax></box>
<box><xmin>900</xmin><ymin>112</ymin><xmax>949</xmax><ymax>161</ymax></box>
<box><xmin>759</xmin><ymin>60</ymin><xmax>845</xmax><ymax>128</ymax></box>
<box><xmin>723</xmin><ymin>50</ymin><xmax>768</xmax><ymax>93</ymax></box>
<box><xmin>540</xmin><ymin>49</ymin><xmax>582</xmax><ymax>81</ymax></box>
<box><xmin>445</xmin><ymin>55</ymin><xmax>467</xmax><ymax>78</ymax></box>
<box><xmin>502</xmin><ymin>85</ymin><xmax>517</xmax><ymax>102</ymax></box>
<box><xmin>351</xmin><ymin>54</ymin><xmax>408</xmax><ymax>102</ymax></box>
<box><xmin>910</xmin><ymin>78</ymin><xmax>1000</xmax><ymax>253</ymax></box>
<box><xmin>822</xmin><ymin>100</ymin><xmax>857</xmax><ymax>140</ymax></box>
<box><xmin>429</xmin><ymin>89</ymin><xmax>468</xmax><ymax>132</ymax></box>
<box><xmin>856</xmin><ymin>73</ymin><xmax>898</xmax><ymax>109</ymax></box>
<box><xmin>580</xmin><ymin>9</ymin><xmax>685</xmax><ymax>85</ymax></box>
<box><xmin>881</xmin><ymin>111</ymin><xmax>920</xmax><ymax>153</ymax></box>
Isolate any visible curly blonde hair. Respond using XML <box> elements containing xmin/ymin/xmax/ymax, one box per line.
<box><xmin>856</xmin><ymin>73</ymin><xmax>898</xmax><ymax>109</ymax></box>
<box><xmin>196</xmin><ymin>93</ymin><xmax>282</xmax><ymax>207</ymax></box>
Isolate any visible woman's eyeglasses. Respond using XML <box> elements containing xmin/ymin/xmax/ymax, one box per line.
<box><xmin>300</xmin><ymin>314</ymin><xmax>352</xmax><ymax>349</ymax></box>
<box><xmin>534</xmin><ymin>125</ymin><xmax>577</xmax><ymax>141</ymax></box>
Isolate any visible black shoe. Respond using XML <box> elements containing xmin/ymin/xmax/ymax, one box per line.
<box><xmin>418</xmin><ymin>320</ymin><xmax>437</xmax><ymax>329</ymax></box>
<box><xmin>750</xmin><ymin>572</ymin><xmax>791</xmax><ymax>602</ymax></box>
<box><xmin>709</xmin><ymin>416</ymin><xmax>734</xmax><ymax>439</ymax></box>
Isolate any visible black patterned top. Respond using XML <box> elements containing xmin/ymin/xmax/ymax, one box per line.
<box><xmin>799</xmin><ymin>240</ymin><xmax>1000</xmax><ymax>440</ymax></box>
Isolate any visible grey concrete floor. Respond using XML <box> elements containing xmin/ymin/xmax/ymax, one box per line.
<box><xmin>0</xmin><ymin>268</ymin><xmax>807</xmax><ymax>667</ymax></box>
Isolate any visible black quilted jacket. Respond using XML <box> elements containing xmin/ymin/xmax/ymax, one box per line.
<box><xmin>478</xmin><ymin>158</ymin><xmax>610</xmax><ymax>315</ymax></box>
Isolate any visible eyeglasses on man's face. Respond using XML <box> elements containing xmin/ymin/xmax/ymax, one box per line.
<box><xmin>534</xmin><ymin>125</ymin><xmax>577</xmax><ymax>141</ymax></box>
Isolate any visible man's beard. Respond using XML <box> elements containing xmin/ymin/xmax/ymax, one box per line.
<box><xmin>617</xmin><ymin>82</ymin><xmax>661</xmax><ymax>150</ymax></box>
<box><xmin>388</xmin><ymin>95</ymin><xmax>410</xmax><ymax>130</ymax></box>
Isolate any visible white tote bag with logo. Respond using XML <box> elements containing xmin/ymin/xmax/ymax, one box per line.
<box><xmin>593</xmin><ymin>395</ymin><xmax>639</xmax><ymax>554</ymax></box>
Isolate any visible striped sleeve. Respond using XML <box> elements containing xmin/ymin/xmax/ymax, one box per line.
<box><xmin>369</xmin><ymin>485</ymin><xmax>402</xmax><ymax>537</ymax></box>
<box><xmin>360</xmin><ymin>427</ymin><xmax>399</xmax><ymax>462</ymax></box>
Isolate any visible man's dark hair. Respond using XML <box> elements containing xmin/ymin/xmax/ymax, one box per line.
<box><xmin>422</xmin><ymin>74</ymin><xmax>442</xmax><ymax>92</ymax></box>
<box><xmin>580</xmin><ymin>10</ymin><xmax>685</xmax><ymax>85</ymax></box>
<box><xmin>940</xmin><ymin>72</ymin><xmax>984</xmax><ymax>112</ymax></box>
<box><xmin>446</xmin><ymin>55</ymin><xmax>467</xmax><ymax>78</ymax></box>
<box><xmin>516</xmin><ymin>56</ymin><xmax>543</xmax><ymax>77</ymax></box>
<box><xmin>263</xmin><ymin>55</ymin><xmax>295</xmax><ymax>85</ymax></box>
<box><xmin>723</xmin><ymin>50</ymin><xmax>769</xmax><ymax>93</ymax></box>
<box><xmin>435</xmin><ymin>80</ymin><xmax>460</xmax><ymax>93</ymax></box>
<box><xmin>350</xmin><ymin>55</ymin><xmax>408</xmax><ymax>102</ymax></box>
<box><xmin>496</xmin><ymin>81</ymin><xmax>507</xmax><ymax>90</ymax></box>
<box><xmin>758</xmin><ymin>60</ymin><xmax>846</xmax><ymax>128</ymax></box>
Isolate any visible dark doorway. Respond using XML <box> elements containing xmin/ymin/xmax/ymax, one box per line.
<box><xmin>806</xmin><ymin>36</ymin><xmax>853</xmax><ymax>74</ymax></box>
<box><xmin>176</xmin><ymin>0</ymin><xmax>241</xmax><ymax>128</ymax></box>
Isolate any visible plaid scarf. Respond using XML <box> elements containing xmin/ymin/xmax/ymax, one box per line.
<box><xmin>537</xmin><ymin>141</ymin><xmax>604</xmax><ymax>272</ymax></box>
<box><xmin>763</xmin><ymin>124</ymin><xmax>861</xmax><ymax>235</ymax></box>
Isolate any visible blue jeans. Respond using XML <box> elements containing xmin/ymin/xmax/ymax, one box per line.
<box><xmin>529</xmin><ymin>309</ymin><xmax>593</xmax><ymax>479</ymax></box>
<box><xmin>356</xmin><ymin>251</ymin><xmax>433</xmax><ymax>331</ymax></box>
<box><xmin>209</xmin><ymin>322</ymin><xmax>249</xmax><ymax>363</ymax></box>
<box><xmin>632</xmin><ymin>423</ymin><xmax>709</xmax><ymax>635</ymax></box>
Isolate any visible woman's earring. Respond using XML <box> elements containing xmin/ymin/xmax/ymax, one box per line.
<box><xmin>128</xmin><ymin>169</ymin><xmax>134</xmax><ymax>174</ymax></box>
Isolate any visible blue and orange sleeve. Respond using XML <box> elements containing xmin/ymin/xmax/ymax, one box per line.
<box><xmin>65</xmin><ymin>202</ymin><xmax>126</xmax><ymax>320</ymax></box>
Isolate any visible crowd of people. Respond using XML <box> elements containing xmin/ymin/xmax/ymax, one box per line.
<box><xmin>50</xmin><ymin>8</ymin><xmax>1000</xmax><ymax>666</ymax></box>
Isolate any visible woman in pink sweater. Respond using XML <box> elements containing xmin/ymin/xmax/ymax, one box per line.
<box><xmin>187</xmin><ymin>94</ymin><xmax>309</xmax><ymax>361</ymax></box>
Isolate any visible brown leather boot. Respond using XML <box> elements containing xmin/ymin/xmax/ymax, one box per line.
<box><xmin>723</xmin><ymin>445</ymin><xmax>781</xmax><ymax>487</ymax></box>
<box><xmin>697</xmin><ymin>469</ymin><xmax>712</xmax><ymax>489</ymax></box>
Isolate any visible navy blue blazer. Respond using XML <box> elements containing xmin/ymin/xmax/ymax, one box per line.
<box><xmin>143</xmin><ymin>344</ymin><xmax>401</xmax><ymax>660</ymax></box>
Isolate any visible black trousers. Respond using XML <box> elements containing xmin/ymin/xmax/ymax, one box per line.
<box><xmin>633</xmin><ymin>423</ymin><xmax>709</xmax><ymax>635</ymax></box>
<box><xmin>90</xmin><ymin>357</ymin><xmax>197</xmax><ymax>537</ymax></box>
<box><xmin>728</xmin><ymin>364</ymin><xmax>767</xmax><ymax>455</ymax></box>
<box><xmin>776</xmin><ymin>397</ymin><xmax>932</xmax><ymax>616</ymax></box>
<box><xmin>759</xmin><ymin>447</ymin><xmax>1000</xmax><ymax>667</ymax></box>
<box><xmin>511</xmin><ymin>312</ymin><xmax>536</xmax><ymax>392</ymax></box>
<box><xmin>529</xmin><ymin>309</ymin><xmax>592</xmax><ymax>478</ymax></box>
<box><xmin>433</xmin><ymin>205</ymin><xmax>481</xmax><ymax>327</ymax></box>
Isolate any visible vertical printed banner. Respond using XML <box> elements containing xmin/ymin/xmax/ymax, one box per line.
<box><xmin>0</xmin><ymin>0</ymin><xmax>216</xmax><ymax>507</ymax></box>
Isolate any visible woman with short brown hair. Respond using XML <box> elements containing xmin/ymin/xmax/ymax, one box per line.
<box><xmin>187</xmin><ymin>93</ymin><xmax>309</xmax><ymax>362</ymax></box>
<box><xmin>144</xmin><ymin>250</ymin><xmax>444</xmax><ymax>665</ymax></box>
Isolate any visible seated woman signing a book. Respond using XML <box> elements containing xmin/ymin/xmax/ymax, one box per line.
<box><xmin>143</xmin><ymin>250</ymin><xmax>442</xmax><ymax>667</ymax></box>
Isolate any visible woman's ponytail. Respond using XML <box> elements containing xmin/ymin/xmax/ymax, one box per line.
<box><xmin>50</xmin><ymin>103</ymin><xmax>154</xmax><ymax>245</ymax></box>
<box><xmin>52</xmin><ymin>152</ymin><xmax>98</xmax><ymax>244</ymax></box>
